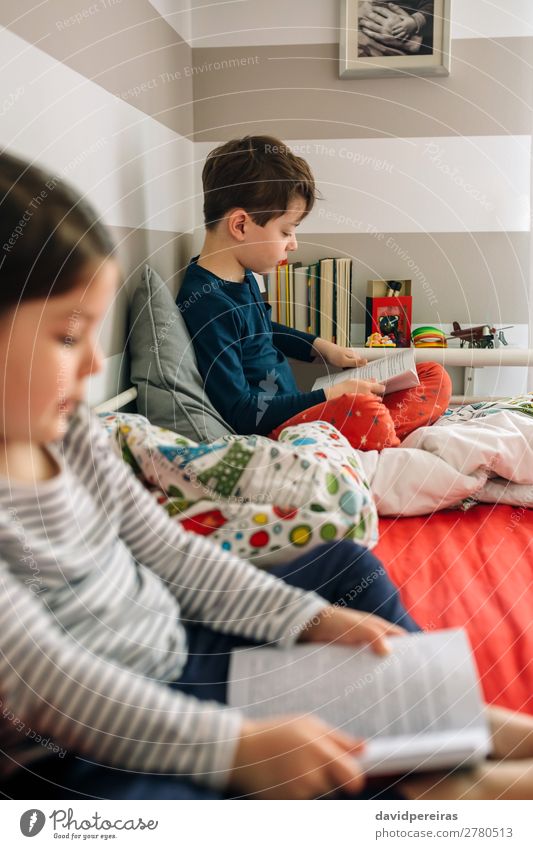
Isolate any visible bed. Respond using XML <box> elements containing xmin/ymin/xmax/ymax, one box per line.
<box><xmin>96</xmin><ymin>367</ymin><xmax>533</xmax><ymax>717</ymax></box>
<box><xmin>375</xmin><ymin>505</ymin><xmax>533</xmax><ymax>715</ymax></box>
<box><xmin>106</xmin><ymin>209</ymin><xmax>533</xmax><ymax>722</ymax></box>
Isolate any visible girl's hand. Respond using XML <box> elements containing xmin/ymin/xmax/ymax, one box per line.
<box><xmin>313</xmin><ymin>337</ymin><xmax>367</xmax><ymax>369</ymax></box>
<box><xmin>228</xmin><ymin>715</ymin><xmax>366</xmax><ymax>799</ymax></box>
<box><xmin>298</xmin><ymin>605</ymin><xmax>406</xmax><ymax>656</ymax></box>
<box><xmin>324</xmin><ymin>377</ymin><xmax>385</xmax><ymax>400</ymax></box>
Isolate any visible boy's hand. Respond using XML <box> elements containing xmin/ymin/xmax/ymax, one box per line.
<box><xmin>298</xmin><ymin>605</ymin><xmax>406</xmax><ymax>656</ymax></box>
<box><xmin>313</xmin><ymin>337</ymin><xmax>367</xmax><ymax>368</ymax></box>
<box><xmin>228</xmin><ymin>715</ymin><xmax>366</xmax><ymax>799</ymax></box>
<box><xmin>324</xmin><ymin>377</ymin><xmax>385</xmax><ymax>400</ymax></box>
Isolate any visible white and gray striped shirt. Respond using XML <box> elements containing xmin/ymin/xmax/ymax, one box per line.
<box><xmin>0</xmin><ymin>406</ymin><xmax>327</xmax><ymax>788</ymax></box>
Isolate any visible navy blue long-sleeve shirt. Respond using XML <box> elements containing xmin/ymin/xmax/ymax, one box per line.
<box><xmin>177</xmin><ymin>257</ymin><xmax>326</xmax><ymax>435</ymax></box>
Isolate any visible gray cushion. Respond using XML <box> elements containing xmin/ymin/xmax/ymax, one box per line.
<box><xmin>129</xmin><ymin>265</ymin><xmax>234</xmax><ymax>442</ymax></box>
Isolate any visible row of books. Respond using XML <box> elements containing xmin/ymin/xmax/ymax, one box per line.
<box><xmin>263</xmin><ymin>258</ymin><xmax>353</xmax><ymax>347</ymax></box>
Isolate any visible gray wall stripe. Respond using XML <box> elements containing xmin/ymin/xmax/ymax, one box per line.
<box><xmin>291</xmin><ymin>231</ymin><xmax>529</xmax><ymax>324</ymax></box>
<box><xmin>191</xmin><ymin>38</ymin><xmax>533</xmax><ymax>141</ymax></box>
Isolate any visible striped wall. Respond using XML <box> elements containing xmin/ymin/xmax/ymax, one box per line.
<box><xmin>0</xmin><ymin>1</ymin><xmax>195</xmax><ymax>403</ymax></box>
<box><xmin>182</xmin><ymin>0</ymin><xmax>533</xmax><ymax>395</ymax></box>
<box><xmin>186</xmin><ymin>3</ymin><xmax>533</xmax><ymax>328</ymax></box>
<box><xmin>1</xmin><ymin>1</ymin><xmax>532</xmax><ymax>402</ymax></box>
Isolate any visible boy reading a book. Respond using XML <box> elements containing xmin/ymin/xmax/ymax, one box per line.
<box><xmin>177</xmin><ymin>135</ymin><xmax>450</xmax><ymax>450</ymax></box>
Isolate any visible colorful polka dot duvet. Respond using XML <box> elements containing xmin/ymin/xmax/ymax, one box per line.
<box><xmin>100</xmin><ymin>413</ymin><xmax>378</xmax><ymax>567</ymax></box>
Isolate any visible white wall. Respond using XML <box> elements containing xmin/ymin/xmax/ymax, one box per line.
<box><xmin>1</xmin><ymin>24</ymin><xmax>195</xmax><ymax>404</ymax></box>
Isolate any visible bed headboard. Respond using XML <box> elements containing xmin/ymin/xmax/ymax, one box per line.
<box><xmin>92</xmin><ymin>387</ymin><xmax>138</xmax><ymax>414</ymax></box>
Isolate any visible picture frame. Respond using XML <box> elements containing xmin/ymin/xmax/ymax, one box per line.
<box><xmin>339</xmin><ymin>0</ymin><xmax>451</xmax><ymax>79</ymax></box>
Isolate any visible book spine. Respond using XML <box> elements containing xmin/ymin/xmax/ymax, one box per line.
<box><xmin>348</xmin><ymin>259</ymin><xmax>353</xmax><ymax>347</ymax></box>
<box><xmin>308</xmin><ymin>265</ymin><xmax>315</xmax><ymax>335</ymax></box>
<box><xmin>276</xmin><ymin>265</ymin><xmax>281</xmax><ymax>323</ymax></box>
<box><xmin>319</xmin><ymin>258</ymin><xmax>334</xmax><ymax>343</ymax></box>
<box><xmin>283</xmin><ymin>262</ymin><xmax>289</xmax><ymax>326</ymax></box>
<box><xmin>314</xmin><ymin>262</ymin><xmax>321</xmax><ymax>337</ymax></box>
<box><xmin>332</xmin><ymin>259</ymin><xmax>337</xmax><ymax>345</ymax></box>
<box><xmin>276</xmin><ymin>260</ymin><xmax>288</xmax><ymax>326</ymax></box>
<box><xmin>287</xmin><ymin>263</ymin><xmax>292</xmax><ymax>328</ymax></box>
<box><xmin>306</xmin><ymin>266</ymin><xmax>312</xmax><ymax>334</ymax></box>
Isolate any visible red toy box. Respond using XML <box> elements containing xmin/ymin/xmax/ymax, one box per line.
<box><xmin>365</xmin><ymin>279</ymin><xmax>412</xmax><ymax>347</ymax></box>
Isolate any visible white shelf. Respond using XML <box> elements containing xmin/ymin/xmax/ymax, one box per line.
<box><xmin>351</xmin><ymin>347</ymin><xmax>533</xmax><ymax>368</ymax></box>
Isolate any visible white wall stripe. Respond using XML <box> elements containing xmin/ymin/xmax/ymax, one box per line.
<box><xmin>452</xmin><ymin>0</ymin><xmax>533</xmax><ymax>41</ymax></box>
<box><xmin>176</xmin><ymin>0</ymin><xmax>533</xmax><ymax>47</ymax></box>
<box><xmin>195</xmin><ymin>136</ymin><xmax>531</xmax><ymax>234</ymax></box>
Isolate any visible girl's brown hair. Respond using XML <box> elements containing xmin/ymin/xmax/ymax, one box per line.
<box><xmin>0</xmin><ymin>152</ymin><xmax>115</xmax><ymax>312</ymax></box>
<box><xmin>202</xmin><ymin>135</ymin><xmax>318</xmax><ymax>230</ymax></box>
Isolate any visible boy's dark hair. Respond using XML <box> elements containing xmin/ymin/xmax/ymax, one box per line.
<box><xmin>202</xmin><ymin>135</ymin><xmax>318</xmax><ymax>230</ymax></box>
<box><xmin>0</xmin><ymin>151</ymin><xmax>115</xmax><ymax>312</ymax></box>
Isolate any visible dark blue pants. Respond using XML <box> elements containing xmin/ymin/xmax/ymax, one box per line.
<box><xmin>1</xmin><ymin>542</ymin><xmax>418</xmax><ymax>800</ymax></box>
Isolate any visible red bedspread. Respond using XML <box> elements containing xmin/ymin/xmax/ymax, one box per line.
<box><xmin>374</xmin><ymin>505</ymin><xmax>533</xmax><ymax>714</ymax></box>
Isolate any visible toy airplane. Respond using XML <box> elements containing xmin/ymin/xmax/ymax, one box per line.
<box><xmin>448</xmin><ymin>322</ymin><xmax>513</xmax><ymax>349</ymax></box>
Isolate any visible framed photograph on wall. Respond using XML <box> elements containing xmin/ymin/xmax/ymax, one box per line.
<box><xmin>339</xmin><ymin>1</ymin><xmax>451</xmax><ymax>79</ymax></box>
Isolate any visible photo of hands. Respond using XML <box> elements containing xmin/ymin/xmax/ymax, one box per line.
<box><xmin>340</xmin><ymin>0</ymin><xmax>450</xmax><ymax>78</ymax></box>
<box><xmin>358</xmin><ymin>1</ymin><xmax>434</xmax><ymax>57</ymax></box>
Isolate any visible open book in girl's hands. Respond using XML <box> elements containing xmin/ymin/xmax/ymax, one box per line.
<box><xmin>313</xmin><ymin>348</ymin><xmax>419</xmax><ymax>395</ymax></box>
<box><xmin>228</xmin><ymin>629</ymin><xmax>490</xmax><ymax>777</ymax></box>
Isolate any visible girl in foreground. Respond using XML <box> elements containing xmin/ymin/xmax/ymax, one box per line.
<box><xmin>0</xmin><ymin>152</ymin><xmax>532</xmax><ymax>801</ymax></box>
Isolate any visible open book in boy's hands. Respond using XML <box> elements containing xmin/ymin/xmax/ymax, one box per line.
<box><xmin>313</xmin><ymin>348</ymin><xmax>419</xmax><ymax>395</ymax></box>
<box><xmin>228</xmin><ymin>629</ymin><xmax>490</xmax><ymax>777</ymax></box>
